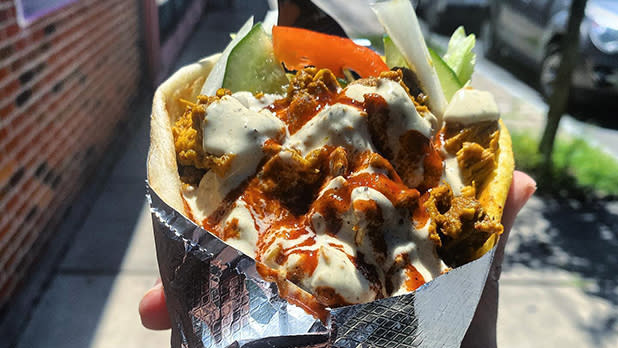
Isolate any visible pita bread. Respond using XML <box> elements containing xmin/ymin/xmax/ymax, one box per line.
<box><xmin>148</xmin><ymin>54</ymin><xmax>220</xmax><ymax>214</ymax></box>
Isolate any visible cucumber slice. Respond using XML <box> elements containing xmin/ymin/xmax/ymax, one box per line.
<box><xmin>202</xmin><ymin>17</ymin><xmax>254</xmax><ymax>96</ymax></box>
<box><xmin>428</xmin><ymin>47</ymin><xmax>462</xmax><ymax>102</ymax></box>
<box><xmin>223</xmin><ymin>23</ymin><xmax>289</xmax><ymax>94</ymax></box>
<box><xmin>384</xmin><ymin>35</ymin><xmax>409</xmax><ymax>69</ymax></box>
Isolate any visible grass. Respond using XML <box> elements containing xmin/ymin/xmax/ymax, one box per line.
<box><xmin>510</xmin><ymin>131</ymin><xmax>618</xmax><ymax>199</ymax></box>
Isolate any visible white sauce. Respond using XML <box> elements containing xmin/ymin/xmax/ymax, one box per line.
<box><xmin>308</xmin><ymin>243</ymin><xmax>376</xmax><ymax>304</ymax></box>
<box><xmin>199</xmin><ymin>95</ymin><xmax>284</xmax><ymax>203</ymax></box>
<box><xmin>264</xmin><ymin>222</ymin><xmax>378</xmax><ymax>304</ymax></box>
<box><xmin>441</xmin><ymin>88</ymin><xmax>501</xmax><ymax>195</ymax></box>
<box><xmin>349</xmin><ymin>186</ymin><xmax>446</xmax><ymax>278</ymax></box>
<box><xmin>232</xmin><ymin>91</ymin><xmax>280</xmax><ymax>112</ymax></box>
<box><xmin>441</xmin><ymin>156</ymin><xmax>464</xmax><ymax>196</ymax></box>
<box><xmin>203</xmin><ymin>95</ymin><xmax>283</xmax><ymax>158</ymax></box>
<box><xmin>219</xmin><ymin>200</ymin><xmax>259</xmax><ymax>258</ymax></box>
<box><xmin>344</xmin><ymin>79</ymin><xmax>435</xmax><ymax>140</ymax></box>
<box><xmin>444</xmin><ymin>88</ymin><xmax>499</xmax><ymax>126</ymax></box>
<box><xmin>181</xmin><ymin>171</ymin><xmax>222</xmax><ymax>220</ymax></box>
<box><xmin>284</xmin><ymin>103</ymin><xmax>375</xmax><ymax>156</ymax></box>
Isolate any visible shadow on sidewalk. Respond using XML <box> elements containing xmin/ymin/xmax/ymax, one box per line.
<box><xmin>504</xmin><ymin>194</ymin><xmax>618</xmax><ymax>342</ymax></box>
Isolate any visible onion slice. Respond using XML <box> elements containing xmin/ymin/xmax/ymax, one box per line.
<box><xmin>371</xmin><ymin>0</ymin><xmax>447</xmax><ymax>125</ymax></box>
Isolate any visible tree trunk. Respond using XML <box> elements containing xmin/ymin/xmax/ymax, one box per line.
<box><xmin>538</xmin><ymin>0</ymin><xmax>588</xmax><ymax>177</ymax></box>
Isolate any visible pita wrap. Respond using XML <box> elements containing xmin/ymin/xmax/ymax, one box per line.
<box><xmin>147</xmin><ymin>52</ymin><xmax>514</xmax><ymax>306</ymax></box>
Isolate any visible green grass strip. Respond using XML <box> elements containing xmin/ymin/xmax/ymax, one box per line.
<box><xmin>511</xmin><ymin>132</ymin><xmax>618</xmax><ymax>197</ymax></box>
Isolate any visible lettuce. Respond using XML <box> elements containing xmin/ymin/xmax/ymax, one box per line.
<box><xmin>443</xmin><ymin>26</ymin><xmax>476</xmax><ymax>85</ymax></box>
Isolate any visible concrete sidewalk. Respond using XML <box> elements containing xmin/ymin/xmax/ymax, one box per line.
<box><xmin>13</xmin><ymin>106</ymin><xmax>168</xmax><ymax>347</ymax></box>
<box><xmin>12</xmin><ymin>2</ymin><xmax>618</xmax><ymax>347</ymax></box>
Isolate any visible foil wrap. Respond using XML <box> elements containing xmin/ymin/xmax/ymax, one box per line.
<box><xmin>147</xmin><ymin>184</ymin><xmax>496</xmax><ymax>348</ymax></box>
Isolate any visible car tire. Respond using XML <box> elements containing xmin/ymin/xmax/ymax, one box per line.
<box><xmin>540</xmin><ymin>44</ymin><xmax>562</xmax><ymax>99</ymax></box>
<box><xmin>482</xmin><ymin>19</ymin><xmax>501</xmax><ymax>60</ymax></box>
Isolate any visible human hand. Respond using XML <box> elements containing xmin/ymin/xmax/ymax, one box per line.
<box><xmin>462</xmin><ymin>170</ymin><xmax>537</xmax><ymax>348</ymax></box>
<box><xmin>139</xmin><ymin>171</ymin><xmax>537</xmax><ymax>335</ymax></box>
<box><xmin>139</xmin><ymin>278</ymin><xmax>171</xmax><ymax>330</ymax></box>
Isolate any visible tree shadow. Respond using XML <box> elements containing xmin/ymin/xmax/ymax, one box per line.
<box><xmin>503</xmin><ymin>193</ymin><xmax>618</xmax><ymax>342</ymax></box>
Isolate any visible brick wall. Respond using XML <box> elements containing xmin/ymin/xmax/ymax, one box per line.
<box><xmin>0</xmin><ymin>0</ymin><xmax>142</xmax><ymax>308</ymax></box>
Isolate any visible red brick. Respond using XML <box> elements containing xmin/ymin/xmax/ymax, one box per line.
<box><xmin>3</xmin><ymin>134</ymin><xmax>20</xmax><ymax>153</ymax></box>
<box><xmin>16</xmin><ymin>137</ymin><xmax>33</xmax><ymax>160</ymax></box>
<box><xmin>0</xmin><ymin>103</ymin><xmax>13</xmax><ymax>119</ymax></box>
<box><xmin>0</xmin><ymin>158</ymin><xmax>15</xmax><ymax>187</ymax></box>
<box><xmin>10</xmin><ymin>58</ymin><xmax>23</xmax><ymax>74</ymax></box>
<box><xmin>5</xmin><ymin>23</ymin><xmax>18</xmax><ymax>37</ymax></box>
<box><xmin>20</xmin><ymin>177</ymin><xmax>35</xmax><ymax>200</ymax></box>
<box><xmin>14</xmin><ymin>38</ymin><xmax>27</xmax><ymax>50</ymax></box>
<box><xmin>8</xmin><ymin>112</ymin><xmax>26</xmax><ymax>129</ymax></box>
<box><xmin>0</xmin><ymin>276</ymin><xmax>18</xmax><ymax>308</ymax></box>
<box><xmin>0</xmin><ymin>8</ymin><xmax>11</xmax><ymax>22</ymax></box>
<box><xmin>2</xmin><ymin>79</ymin><xmax>18</xmax><ymax>96</ymax></box>
<box><xmin>1</xmin><ymin>238</ymin><xmax>23</xmax><ymax>274</ymax></box>
<box><xmin>7</xmin><ymin>6</ymin><xmax>16</xmax><ymax>20</ymax></box>
<box><xmin>0</xmin><ymin>127</ymin><xmax>8</xmax><ymax>146</ymax></box>
<box><xmin>22</xmin><ymin>47</ymin><xmax>39</xmax><ymax>63</ymax></box>
<box><xmin>0</xmin><ymin>220</ymin><xmax>9</xmax><ymax>242</ymax></box>
<box><xmin>32</xmin><ymin>29</ymin><xmax>44</xmax><ymax>42</ymax></box>
<box><xmin>3</xmin><ymin>193</ymin><xmax>20</xmax><ymax>216</ymax></box>
<box><xmin>0</xmin><ymin>0</ymin><xmax>141</xmax><ymax>307</ymax></box>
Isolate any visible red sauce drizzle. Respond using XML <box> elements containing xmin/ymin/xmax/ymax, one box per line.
<box><xmin>181</xmin><ymin>195</ymin><xmax>196</xmax><ymax>223</ymax></box>
<box><xmin>268</xmin><ymin>90</ymin><xmax>336</xmax><ymax>134</ymax></box>
<box><xmin>404</xmin><ymin>264</ymin><xmax>426</xmax><ymax>291</ymax></box>
<box><xmin>421</xmin><ymin>137</ymin><xmax>444</xmax><ymax>191</ymax></box>
<box><xmin>413</xmin><ymin>192</ymin><xmax>432</xmax><ymax>227</ymax></box>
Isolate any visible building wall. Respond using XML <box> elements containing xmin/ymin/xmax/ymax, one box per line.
<box><xmin>0</xmin><ymin>0</ymin><xmax>142</xmax><ymax>307</ymax></box>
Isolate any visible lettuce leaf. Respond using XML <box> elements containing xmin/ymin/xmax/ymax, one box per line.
<box><xmin>443</xmin><ymin>26</ymin><xmax>476</xmax><ymax>85</ymax></box>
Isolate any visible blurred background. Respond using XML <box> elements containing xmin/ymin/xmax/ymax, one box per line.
<box><xmin>0</xmin><ymin>0</ymin><xmax>616</xmax><ymax>347</ymax></box>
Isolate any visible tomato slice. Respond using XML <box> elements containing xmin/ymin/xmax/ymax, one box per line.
<box><xmin>272</xmin><ymin>26</ymin><xmax>389</xmax><ymax>78</ymax></box>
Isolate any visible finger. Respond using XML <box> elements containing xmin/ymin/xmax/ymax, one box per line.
<box><xmin>492</xmin><ymin>170</ymin><xmax>537</xmax><ymax>279</ymax></box>
<box><xmin>501</xmin><ymin>170</ymin><xmax>537</xmax><ymax>233</ymax></box>
<box><xmin>462</xmin><ymin>171</ymin><xmax>536</xmax><ymax>348</ymax></box>
<box><xmin>139</xmin><ymin>280</ymin><xmax>172</xmax><ymax>330</ymax></box>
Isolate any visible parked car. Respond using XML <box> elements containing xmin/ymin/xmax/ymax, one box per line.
<box><xmin>419</xmin><ymin>0</ymin><xmax>489</xmax><ymax>35</ymax></box>
<box><xmin>483</xmin><ymin>0</ymin><xmax>618</xmax><ymax>100</ymax></box>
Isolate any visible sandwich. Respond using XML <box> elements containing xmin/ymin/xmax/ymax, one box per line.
<box><xmin>147</xmin><ymin>0</ymin><xmax>513</xmax><ymax>321</ymax></box>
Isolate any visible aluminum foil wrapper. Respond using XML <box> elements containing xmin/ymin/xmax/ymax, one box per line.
<box><xmin>147</xmin><ymin>184</ymin><xmax>496</xmax><ymax>348</ymax></box>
